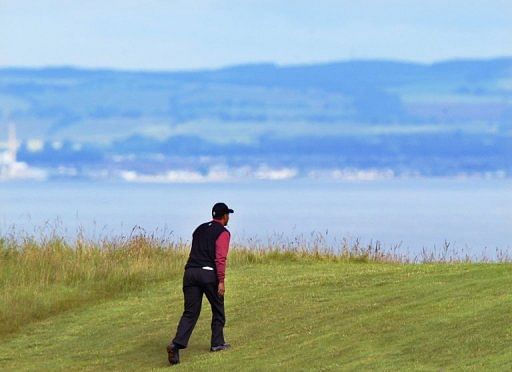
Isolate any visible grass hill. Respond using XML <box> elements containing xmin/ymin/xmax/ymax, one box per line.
<box><xmin>0</xmin><ymin>233</ymin><xmax>511</xmax><ymax>370</ymax></box>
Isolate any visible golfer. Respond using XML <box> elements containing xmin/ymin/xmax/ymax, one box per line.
<box><xmin>167</xmin><ymin>202</ymin><xmax>234</xmax><ymax>365</ymax></box>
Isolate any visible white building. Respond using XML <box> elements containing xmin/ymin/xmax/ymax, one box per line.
<box><xmin>0</xmin><ymin>123</ymin><xmax>47</xmax><ymax>181</ymax></box>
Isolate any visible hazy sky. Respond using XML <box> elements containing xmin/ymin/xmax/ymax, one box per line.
<box><xmin>1</xmin><ymin>0</ymin><xmax>511</xmax><ymax>70</ymax></box>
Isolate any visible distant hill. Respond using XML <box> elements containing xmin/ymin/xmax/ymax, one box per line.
<box><xmin>1</xmin><ymin>58</ymin><xmax>511</xmax><ymax>180</ymax></box>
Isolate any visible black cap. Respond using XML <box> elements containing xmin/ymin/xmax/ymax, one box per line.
<box><xmin>212</xmin><ymin>202</ymin><xmax>234</xmax><ymax>218</ymax></box>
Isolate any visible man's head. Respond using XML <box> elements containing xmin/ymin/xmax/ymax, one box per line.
<box><xmin>212</xmin><ymin>202</ymin><xmax>234</xmax><ymax>226</ymax></box>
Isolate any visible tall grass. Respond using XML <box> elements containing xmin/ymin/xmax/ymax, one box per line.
<box><xmin>0</xmin><ymin>228</ymin><xmax>189</xmax><ymax>336</ymax></box>
<box><xmin>1</xmin><ymin>226</ymin><xmax>510</xmax><ymax>337</ymax></box>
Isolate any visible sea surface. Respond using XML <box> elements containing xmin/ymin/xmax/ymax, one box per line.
<box><xmin>1</xmin><ymin>179</ymin><xmax>510</xmax><ymax>259</ymax></box>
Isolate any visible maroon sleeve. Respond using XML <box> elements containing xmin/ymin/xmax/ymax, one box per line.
<box><xmin>215</xmin><ymin>231</ymin><xmax>231</xmax><ymax>283</ymax></box>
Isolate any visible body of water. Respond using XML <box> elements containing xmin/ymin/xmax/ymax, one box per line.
<box><xmin>0</xmin><ymin>179</ymin><xmax>510</xmax><ymax>259</ymax></box>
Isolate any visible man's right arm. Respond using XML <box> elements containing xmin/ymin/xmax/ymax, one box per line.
<box><xmin>215</xmin><ymin>231</ymin><xmax>230</xmax><ymax>295</ymax></box>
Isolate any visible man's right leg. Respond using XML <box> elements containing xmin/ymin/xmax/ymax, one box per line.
<box><xmin>203</xmin><ymin>279</ymin><xmax>226</xmax><ymax>348</ymax></box>
<box><xmin>171</xmin><ymin>270</ymin><xmax>204</xmax><ymax>349</ymax></box>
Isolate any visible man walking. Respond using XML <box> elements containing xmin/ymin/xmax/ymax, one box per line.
<box><xmin>167</xmin><ymin>202</ymin><xmax>234</xmax><ymax>365</ymax></box>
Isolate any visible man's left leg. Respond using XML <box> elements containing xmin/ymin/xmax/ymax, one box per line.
<box><xmin>172</xmin><ymin>269</ymin><xmax>204</xmax><ymax>349</ymax></box>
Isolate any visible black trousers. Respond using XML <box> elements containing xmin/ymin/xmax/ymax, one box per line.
<box><xmin>171</xmin><ymin>267</ymin><xmax>226</xmax><ymax>348</ymax></box>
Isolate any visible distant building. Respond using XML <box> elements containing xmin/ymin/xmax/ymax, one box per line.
<box><xmin>0</xmin><ymin>123</ymin><xmax>47</xmax><ymax>181</ymax></box>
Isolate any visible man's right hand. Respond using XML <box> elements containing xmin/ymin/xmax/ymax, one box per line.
<box><xmin>218</xmin><ymin>282</ymin><xmax>225</xmax><ymax>296</ymax></box>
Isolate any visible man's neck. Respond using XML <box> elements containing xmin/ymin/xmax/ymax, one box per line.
<box><xmin>212</xmin><ymin>218</ymin><xmax>224</xmax><ymax>226</ymax></box>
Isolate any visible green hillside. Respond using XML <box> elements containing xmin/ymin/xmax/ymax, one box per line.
<box><xmin>0</xmin><ymin>238</ymin><xmax>511</xmax><ymax>370</ymax></box>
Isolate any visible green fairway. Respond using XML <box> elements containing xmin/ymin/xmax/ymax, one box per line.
<box><xmin>1</xmin><ymin>257</ymin><xmax>511</xmax><ymax>370</ymax></box>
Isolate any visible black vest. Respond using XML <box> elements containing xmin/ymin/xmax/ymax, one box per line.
<box><xmin>185</xmin><ymin>221</ymin><xmax>228</xmax><ymax>270</ymax></box>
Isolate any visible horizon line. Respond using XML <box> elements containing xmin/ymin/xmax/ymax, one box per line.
<box><xmin>1</xmin><ymin>55</ymin><xmax>511</xmax><ymax>75</ymax></box>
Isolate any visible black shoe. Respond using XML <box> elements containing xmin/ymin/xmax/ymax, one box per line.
<box><xmin>167</xmin><ymin>343</ymin><xmax>180</xmax><ymax>365</ymax></box>
<box><xmin>210</xmin><ymin>343</ymin><xmax>231</xmax><ymax>352</ymax></box>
